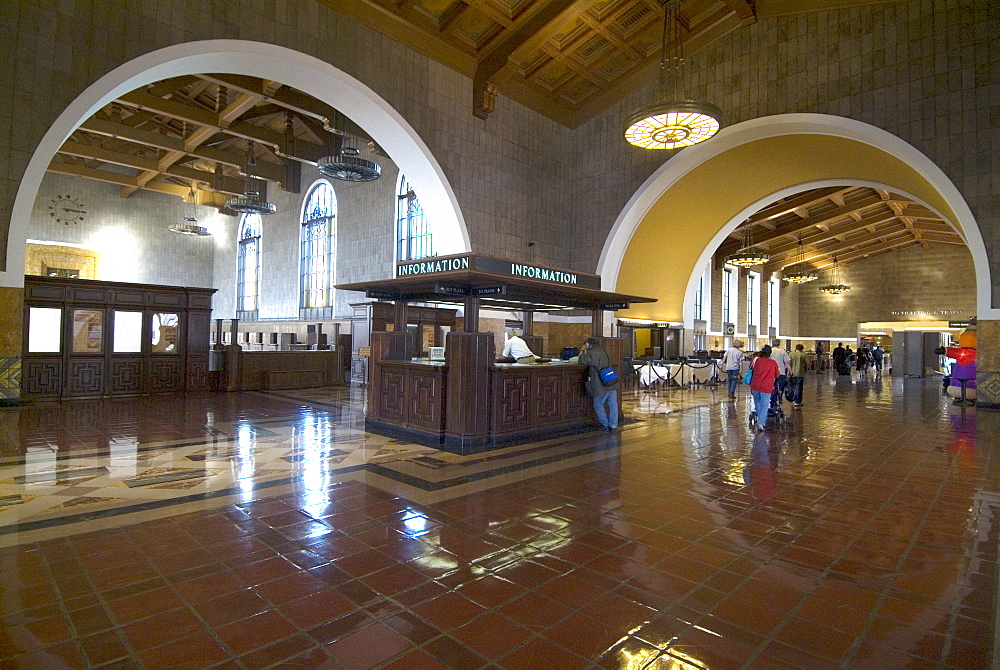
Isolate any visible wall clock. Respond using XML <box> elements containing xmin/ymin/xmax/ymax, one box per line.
<box><xmin>48</xmin><ymin>195</ymin><xmax>86</xmax><ymax>225</ymax></box>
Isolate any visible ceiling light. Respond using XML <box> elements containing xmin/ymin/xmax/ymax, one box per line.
<box><xmin>782</xmin><ymin>234</ymin><xmax>818</xmax><ymax>282</ymax></box>
<box><xmin>318</xmin><ymin>140</ymin><xmax>381</xmax><ymax>182</ymax></box>
<box><xmin>623</xmin><ymin>0</ymin><xmax>722</xmax><ymax>150</ymax></box>
<box><xmin>225</xmin><ymin>141</ymin><xmax>277</xmax><ymax>215</ymax></box>
<box><xmin>725</xmin><ymin>220</ymin><xmax>769</xmax><ymax>267</ymax></box>
<box><xmin>170</xmin><ymin>186</ymin><xmax>211</xmax><ymax>236</ymax></box>
<box><xmin>819</xmin><ymin>255</ymin><xmax>851</xmax><ymax>294</ymax></box>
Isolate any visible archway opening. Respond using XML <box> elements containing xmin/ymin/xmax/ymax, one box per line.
<box><xmin>4</xmin><ymin>40</ymin><xmax>470</xmax><ymax>286</ymax></box>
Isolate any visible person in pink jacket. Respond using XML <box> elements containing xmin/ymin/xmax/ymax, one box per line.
<box><xmin>748</xmin><ymin>345</ymin><xmax>780</xmax><ymax>432</ymax></box>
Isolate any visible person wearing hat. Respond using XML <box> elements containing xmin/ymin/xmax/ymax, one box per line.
<box><xmin>721</xmin><ymin>339</ymin><xmax>746</xmax><ymax>398</ymax></box>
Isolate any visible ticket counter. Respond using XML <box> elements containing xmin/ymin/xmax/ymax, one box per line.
<box><xmin>338</xmin><ymin>254</ymin><xmax>655</xmax><ymax>453</ymax></box>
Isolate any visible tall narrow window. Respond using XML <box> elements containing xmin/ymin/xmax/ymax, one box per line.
<box><xmin>722</xmin><ymin>268</ymin><xmax>733</xmax><ymax>325</ymax></box>
<box><xmin>768</xmin><ymin>279</ymin><xmax>779</xmax><ymax>332</ymax></box>
<box><xmin>237</xmin><ymin>213</ymin><xmax>262</xmax><ymax>315</ymax></box>
<box><xmin>300</xmin><ymin>181</ymin><xmax>337</xmax><ymax>311</ymax></box>
<box><xmin>747</xmin><ymin>272</ymin><xmax>759</xmax><ymax>328</ymax></box>
<box><xmin>694</xmin><ymin>274</ymin><xmax>704</xmax><ymax>322</ymax></box>
<box><xmin>396</xmin><ymin>175</ymin><xmax>433</xmax><ymax>264</ymax></box>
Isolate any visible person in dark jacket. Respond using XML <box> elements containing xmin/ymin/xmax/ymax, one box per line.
<box><xmin>579</xmin><ymin>337</ymin><xmax>619</xmax><ymax>431</ymax></box>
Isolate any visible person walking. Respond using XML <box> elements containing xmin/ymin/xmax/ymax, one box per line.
<box><xmin>788</xmin><ymin>344</ymin><xmax>808</xmax><ymax>407</ymax></box>
<box><xmin>579</xmin><ymin>337</ymin><xmax>619</xmax><ymax>431</ymax></box>
<box><xmin>832</xmin><ymin>342</ymin><xmax>848</xmax><ymax>375</ymax></box>
<box><xmin>872</xmin><ymin>344</ymin><xmax>885</xmax><ymax>376</ymax></box>
<box><xmin>748</xmin><ymin>345</ymin><xmax>780</xmax><ymax>432</ymax></box>
<box><xmin>721</xmin><ymin>340</ymin><xmax>746</xmax><ymax>399</ymax></box>
<box><xmin>770</xmin><ymin>339</ymin><xmax>791</xmax><ymax>397</ymax></box>
<box><xmin>815</xmin><ymin>342</ymin><xmax>826</xmax><ymax>373</ymax></box>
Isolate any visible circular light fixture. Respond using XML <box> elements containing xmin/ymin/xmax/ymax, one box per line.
<box><xmin>624</xmin><ymin>101</ymin><xmax>722</xmax><ymax>149</ymax></box>
<box><xmin>819</xmin><ymin>255</ymin><xmax>850</xmax><ymax>294</ymax></box>
<box><xmin>225</xmin><ymin>142</ymin><xmax>277</xmax><ymax>215</ymax></box>
<box><xmin>725</xmin><ymin>250</ymin><xmax>770</xmax><ymax>267</ymax></box>
<box><xmin>318</xmin><ymin>147</ymin><xmax>382</xmax><ymax>182</ymax></box>
<box><xmin>783</xmin><ymin>269</ymin><xmax>819</xmax><ymax>283</ymax></box>
<box><xmin>169</xmin><ymin>217</ymin><xmax>211</xmax><ymax>236</ymax></box>
<box><xmin>225</xmin><ymin>192</ymin><xmax>277</xmax><ymax>215</ymax></box>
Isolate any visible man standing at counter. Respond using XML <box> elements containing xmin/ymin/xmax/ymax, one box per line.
<box><xmin>580</xmin><ymin>337</ymin><xmax>619</xmax><ymax>431</ymax></box>
<box><xmin>502</xmin><ymin>330</ymin><xmax>538</xmax><ymax>364</ymax></box>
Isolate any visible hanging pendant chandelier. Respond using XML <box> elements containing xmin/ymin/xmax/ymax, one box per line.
<box><xmin>819</xmin><ymin>255</ymin><xmax>851</xmax><ymax>294</ymax></box>
<box><xmin>225</xmin><ymin>141</ymin><xmax>277</xmax><ymax>215</ymax></box>
<box><xmin>725</xmin><ymin>220</ymin><xmax>769</xmax><ymax>267</ymax></box>
<box><xmin>170</xmin><ymin>185</ymin><xmax>211</xmax><ymax>236</ymax></box>
<box><xmin>318</xmin><ymin>135</ymin><xmax>381</xmax><ymax>182</ymax></box>
<box><xmin>623</xmin><ymin>0</ymin><xmax>722</xmax><ymax>150</ymax></box>
<box><xmin>782</xmin><ymin>234</ymin><xmax>818</xmax><ymax>283</ymax></box>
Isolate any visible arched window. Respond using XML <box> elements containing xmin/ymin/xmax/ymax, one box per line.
<box><xmin>300</xmin><ymin>181</ymin><xmax>337</xmax><ymax>313</ymax></box>
<box><xmin>237</xmin><ymin>213</ymin><xmax>262</xmax><ymax>316</ymax></box>
<box><xmin>396</xmin><ymin>175</ymin><xmax>433</xmax><ymax>264</ymax></box>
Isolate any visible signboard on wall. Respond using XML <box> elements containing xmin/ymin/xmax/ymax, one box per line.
<box><xmin>396</xmin><ymin>254</ymin><xmax>602</xmax><ymax>289</ymax></box>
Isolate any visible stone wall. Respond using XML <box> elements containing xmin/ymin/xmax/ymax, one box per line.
<box><xmin>797</xmin><ymin>244</ymin><xmax>976</xmax><ymax>335</ymax></box>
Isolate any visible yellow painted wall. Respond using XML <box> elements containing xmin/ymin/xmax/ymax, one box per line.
<box><xmin>635</xmin><ymin>328</ymin><xmax>651</xmax><ymax>355</ymax></box>
<box><xmin>615</xmin><ymin>134</ymin><xmax>959</xmax><ymax>324</ymax></box>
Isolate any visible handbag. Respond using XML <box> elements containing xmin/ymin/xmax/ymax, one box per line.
<box><xmin>742</xmin><ymin>365</ymin><xmax>753</xmax><ymax>385</ymax></box>
<box><xmin>599</xmin><ymin>366</ymin><xmax>618</xmax><ymax>383</ymax></box>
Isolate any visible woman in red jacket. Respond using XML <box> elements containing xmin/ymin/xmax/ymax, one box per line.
<box><xmin>748</xmin><ymin>345</ymin><xmax>780</xmax><ymax>432</ymax></box>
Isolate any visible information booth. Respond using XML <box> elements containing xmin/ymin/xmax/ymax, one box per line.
<box><xmin>336</xmin><ymin>254</ymin><xmax>656</xmax><ymax>454</ymax></box>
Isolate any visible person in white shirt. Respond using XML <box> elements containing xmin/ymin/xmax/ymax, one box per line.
<box><xmin>770</xmin><ymin>339</ymin><xmax>791</xmax><ymax>396</ymax></box>
<box><xmin>501</xmin><ymin>331</ymin><xmax>537</xmax><ymax>364</ymax></box>
<box><xmin>721</xmin><ymin>340</ymin><xmax>745</xmax><ymax>398</ymax></box>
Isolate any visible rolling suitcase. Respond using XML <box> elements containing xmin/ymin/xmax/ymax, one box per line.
<box><xmin>837</xmin><ymin>362</ymin><xmax>851</xmax><ymax>375</ymax></box>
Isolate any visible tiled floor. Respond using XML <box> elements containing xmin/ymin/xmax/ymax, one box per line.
<box><xmin>0</xmin><ymin>372</ymin><xmax>995</xmax><ymax>668</ymax></box>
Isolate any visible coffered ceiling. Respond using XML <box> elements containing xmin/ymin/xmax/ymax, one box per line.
<box><xmin>325</xmin><ymin>0</ymin><xmax>896</xmax><ymax>127</ymax></box>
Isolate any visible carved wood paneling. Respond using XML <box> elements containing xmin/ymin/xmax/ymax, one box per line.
<box><xmin>149</xmin><ymin>358</ymin><xmax>182</xmax><ymax>393</ymax></box>
<box><xmin>494</xmin><ymin>372</ymin><xmax>530</xmax><ymax>430</ymax></box>
<box><xmin>533</xmin><ymin>372</ymin><xmax>561</xmax><ymax>422</ymax></box>
<box><xmin>110</xmin><ymin>359</ymin><xmax>143</xmax><ymax>394</ymax></box>
<box><xmin>380</xmin><ymin>369</ymin><xmax>406</xmax><ymax>421</ymax></box>
<box><xmin>186</xmin><ymin>354</ymin><xmax>210</xmax><ymax>391</ymax></box>
<box><xmin>565</xmin><ymin>370</ymin><xmax>591</xmax><ymax>420</ymax></box>
<box><xmin>22</xmin><ymin>360</ymin><xmax>61</xmax><ymax>396</ymax></box>
<box><xmin>66</xmin><ymin>359</ymin><xmax>104</xmax><ymax>396</ymax></box>
<box><xmin>407</xmin><ymin>368</ymin><xmax>443</xmax><ymax>431</ymax></box>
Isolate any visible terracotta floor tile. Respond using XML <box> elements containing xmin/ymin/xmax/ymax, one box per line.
<box><xmin>498</xmin><ymin>636</ymin><xmax>588</xmax><ymax>669</ymax></box>
<box><xmin>0</xmin><ymin>382</ymin><xmax>994</xmax><ymax>668</ymax></box>
<box><xmin>325</xmin><ymin>622</ymin><xmax>413</xmax><ymax>669</ymax></box>
<box><xmin>79</xmin><ymin>629</ymin><xmax>130</xmax><ymax>666</ymax></box>
<box><xmin>452</xmin><ymin>612</ymin><xmax>534</xmax><ymax>657</ymax></box>
<box><xmin>379</xmin><ymin>649</ymin><xmax>450</xmax><ymax>669</ymax></box>
<box><xmin>137</xmin><ymin>631</ymin><xmax>229</xmax><ymax>669</ymax></box>
<box><xmin>412</xmin><ymin>591</ymin><xmax>487</xmax><ymax>631</ymax></box>
<box><xmin>193</xmin><ymin>588</ymin><xmax>270</xmax><ymax>627</ymax></box>
<box><xmin>121</xmin><ymin>605</ymin><xmax>206</xmax><ymax>652</ymax></box>
<box><xmin>279</xmin><ymin>589</ymin><xmax>357</xmax><ymax>630</ymax></box>
<box><xmin>107</xmin><ymin>586</ymin><xmax>186</xmax><ymax>625</ymax></box>
<box><xmin>215</xmin><ymin>609</ymin><xmax>298</xmax><ymax>655</ymax></box>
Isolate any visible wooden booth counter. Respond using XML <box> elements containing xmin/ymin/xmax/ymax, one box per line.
<box><xmin>338</xmin><ymin>253</ymin><xmax>656</xmax><ymax>454</ymax></box>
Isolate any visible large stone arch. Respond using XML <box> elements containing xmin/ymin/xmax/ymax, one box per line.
<box><xmin>1</xmin><ymin>39</ymin><xmax>471</xmax><ymax>287</ymax></box>
<box><xmin>599</xmin><ymin>114</ymin><xmax>994</xmax><ymax>322</ymax></box>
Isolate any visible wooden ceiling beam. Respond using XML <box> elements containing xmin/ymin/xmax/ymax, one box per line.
<box><xmin>47</xmin><ymin>161</ymin><xmax>190</xmax><ymax>197</ymax></box>
<box><xmin>719</xmin><ymin>194</ymin><xmax>894</xmax><ymax>256</ymax></box>
<box><xmin>473</xmin><ymin>0</ymin><xmax>579</xmax><ymax>119</ymax></box>
<box><xmin>72</xmin><ymin>118</ymin><xmax>287</xmax><ymax>182</ymax></box>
